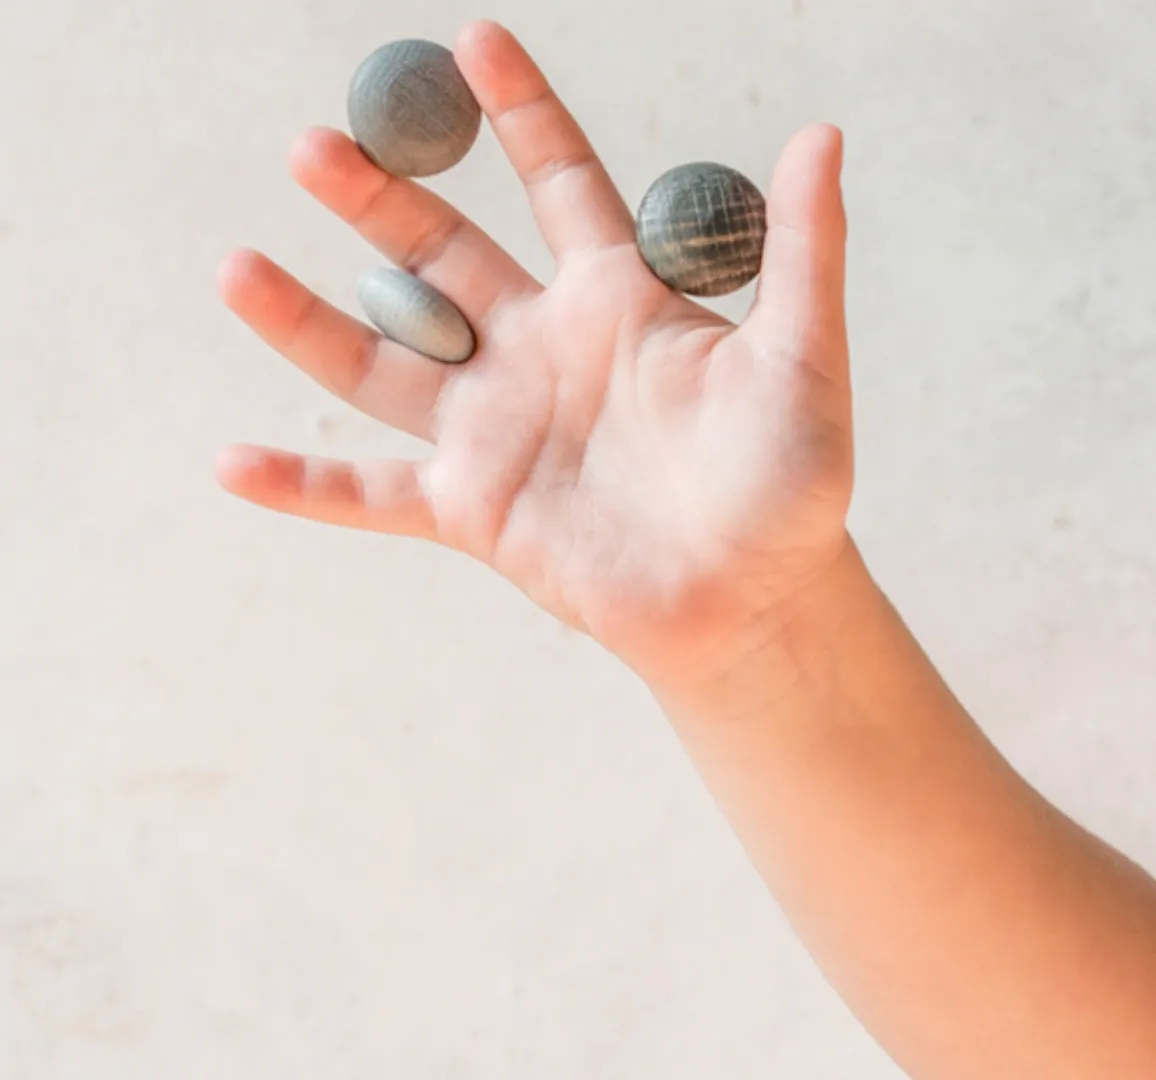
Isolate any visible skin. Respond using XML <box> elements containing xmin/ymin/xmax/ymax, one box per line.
<box><xmin>216</xmin><ymin>21</ymin><xmax>1156</xmax><ymax>1079</ymax></box>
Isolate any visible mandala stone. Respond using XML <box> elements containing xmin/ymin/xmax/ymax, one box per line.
<box><xmin>348</xmin><ymin>40</ymin><xmax>482</xmax><ymax>178</ymax></box>
<box><xmin>358</xmin><ymin>268</ymin><xmax>476</xmax><ymax>364</ymax></box>
<box><xmin>636</xmin><ymin>162</ymin><xmax>768</xmax><ymax>297</ymax></box>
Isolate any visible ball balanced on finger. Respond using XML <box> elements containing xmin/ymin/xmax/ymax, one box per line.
<box><xmin>358</xmin><ymin>269</ymin><xmax>476</xmax><ymax>365</ymax></box>
<box><xmin>636</xmin><ymin>162</ymin><xmax>768</xmax><ymax>297</ymax></box>
<box><xmin>347</xmin><ymin>39</ymin><xmax>482</xmax><ymax>178</ymax></box>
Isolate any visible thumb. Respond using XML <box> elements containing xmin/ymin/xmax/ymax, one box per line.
<box><xmin>741</xmin><ymin>124</ymin><xmax>849</xmax><ymax>379</ymax></box>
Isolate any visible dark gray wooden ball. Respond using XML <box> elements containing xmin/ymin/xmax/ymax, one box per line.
<box><xmin>348</xmin><ymin>40</ymin><xmax>482</xmax><ymax>179</ymax></box>
<box><xmin>636</xmin><ymin>163</ymin><xmax>768</xmax><ymax>297</ymax></box>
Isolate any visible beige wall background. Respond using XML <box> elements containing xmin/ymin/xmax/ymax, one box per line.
<box><xmin>2</xmin><ymin>1</ymin><xmax>1155</xmax><ymax>1076</ymax></box>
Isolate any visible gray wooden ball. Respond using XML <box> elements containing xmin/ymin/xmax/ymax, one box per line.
<box><xmin>636</xmin><ymin>163</ymin><xmax>768</xmax><ymax>297</ymax></box>
<box><xmin>358</xmin><ymin>268</ymin><xmax>476</xmax><ymax>364</ymax></box>
<box><xmin>348</xmin><ymin>40</ymin><xmax>482</xmax><ymax>178</ymax></box>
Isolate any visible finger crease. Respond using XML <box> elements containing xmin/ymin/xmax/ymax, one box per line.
<box><xmin>524</xmin><ymin>150</ymin><xmax>600</xmax><ymax>190</ymax></box>
<box><xmin>489</xmin><ymin>85</ymin><xmax>556</xmax><ymax>128</ymax></box>
<box><xmin>285</xmin><ymin>291</ymin><xmax>323</xmax><ymax>350</ymax></box>
<box><xmin>403</xmin><ymin>216</ymin><xmax>466</xmax><ymax>277</ymax></box>
<box><xmin>343</xmin><ymin>330</ymin><xmax>380</xmax><ymax>399</ymax></box>
<box><xmin>349</xmin><ymin>173</ymin><xmax>398</xmax><ymax>230</ymax></box>
<box><xmin>345</xmin><ymin>465</ymin><xmax>367</xmax><ymax>509</ymax></box>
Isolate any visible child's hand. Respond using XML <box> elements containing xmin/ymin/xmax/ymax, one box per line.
<box><xmin>217</xmin><ymin>27</ymin><xmax>1156</xmax><ymax>1076</ymax></box>
<box><xmin>216</xmin><ymin>21</ymin><xmax>852</xmax><ymax>696</ymax></box>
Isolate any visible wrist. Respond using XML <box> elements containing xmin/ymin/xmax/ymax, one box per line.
<box><xmin>649</xmin><ymin>535</ymin><xmax>883</xmax><ymax>732</ymax></box>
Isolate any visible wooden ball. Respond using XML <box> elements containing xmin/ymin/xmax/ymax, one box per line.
<box><xmin>635</xmin><ymin>163</ymin><xmax>768</xmax><ymax>297</ymax></box>
<box><xmin>358</xmin><ymin>268</ymin><xmax>476</xmax><ymax>364</ymax></box>
<box><xmin>347</xmin><ymin>40</ymin><xmax>482</xmax><ymax>178</ymax></box>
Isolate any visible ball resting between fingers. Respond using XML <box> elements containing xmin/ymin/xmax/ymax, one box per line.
<box><xmin>636</xmin><ymin>162</ymin><xmax>768</xmax><ymax>298</ymax></box>
<box><xmin>357</xmin><ymin>268</ymin><xmax>477</xmax><ymax>364</ymax></box>
<box><xmin>347</xmin><ymin>40</ymin><xmax>482</xmax><ymax>179</ymax></box>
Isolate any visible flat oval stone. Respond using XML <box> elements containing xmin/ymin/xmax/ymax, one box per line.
<box><xmin>348</xmin><ymin>40</ymin><xmax>482</xmax><ymax>178</ymax></box>
<box><xmin>358</xmin><ymin>268</ymin><xmax>476</xmax><ymax>364</ymax></box>
<box><xmin>636</xmin><ymin>163</ymin><xmax>768</xmax><ymax>297</ymax></box>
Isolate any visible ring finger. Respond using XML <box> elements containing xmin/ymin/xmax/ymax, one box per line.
<box><xmin>218</xmin><ymin>250</ymin><xmax>450</xmax><ymax>442</ymax></box>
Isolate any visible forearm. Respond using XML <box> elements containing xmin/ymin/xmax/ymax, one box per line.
<box><xmin>656</xmin><ymin>539</ymin><xmax>1156</xmax><ymax>1080</ymax></box>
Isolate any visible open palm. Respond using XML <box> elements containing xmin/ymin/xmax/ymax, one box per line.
<box><xmin>218</xmin><ymin>21</ymin><xmax>854</xmax><ymax>690</ymax></box>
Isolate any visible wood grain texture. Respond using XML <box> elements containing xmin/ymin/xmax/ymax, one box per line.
<box><xmin>347</xmin><ymin>40</ymin><xmax>482</xmax><ymax>179</ymax></box>
<box><xmin>357</xmin><ymin>268</ymin><xmax>476</xmax><ymax>364</ymax></box>
<box><xmin>635</xmin><ymin>163</ymin><xmax>768</xmax><ymax>297</ymax></box>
